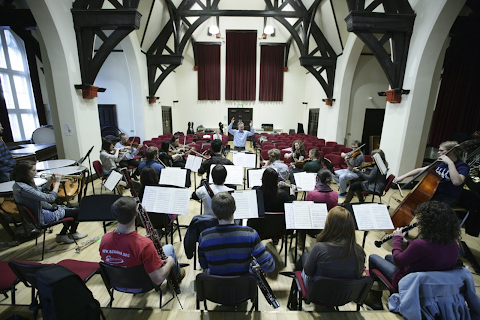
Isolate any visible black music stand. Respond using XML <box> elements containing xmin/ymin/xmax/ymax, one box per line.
<box><xmin>78</xmin><ymin>194</ymin><xmax>122</xmax><ymax>233</ymax></box>
<box><xmin>77</xmin><ymin>146</ymin><xmax>94</xmax><ymax>196</ymax></box>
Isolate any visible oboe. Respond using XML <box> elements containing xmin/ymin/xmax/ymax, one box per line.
<box><xmin>374</xmin><ymin>223</ymin><xmax>418</xmax><ymax>248</ymax></box>
<box><xmin>251</xmin><ymin>256</ymin><xmax>280</xmax><ymax>309</ymax></box>
<box><xmin>121</xmin><ymin>169</ymin><xmax>182</xmax><ymax>298</ymax></box>
<box><xmin>201</xmin><ymin>179</ymin><xmax>215</xmax><ymax>198</ymax></box>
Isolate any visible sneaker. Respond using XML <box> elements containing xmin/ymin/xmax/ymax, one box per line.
<box><xmin>56</xmin><ymin>234</ymin><xmax>74</xmax><ymax>244</ymax></box>
<box><xmin>338</xmin><ymin>192</ymin><xmax>347</xmax><ymax>198</ymax></box>
<box><xmin>70</xmin><ymin>232</ymin><xmax>88</xmax><ymax>240</ymax></box>
<box><xmin>176</xmin><ymin>268</ymin><xmax>186</xmax><ymax>283</ymax></box>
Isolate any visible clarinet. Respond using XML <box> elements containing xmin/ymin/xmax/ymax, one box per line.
<box><xmin>251</xmin><ymin>256</ymin><xmax>280</xmax><ymax>309</ymax></box>
<box><xmin>374</xmin><ymin>222</ymin><xmax>418</xmax><ymax>248</ymax></box>
<box><xmin>122</xmin><ymin>169</ymin><xmax>181</xmax><ymax>295</ymax></box>
<box><xmin>201</xmin><ymin>179</ymin><xmax>215</xmax><ymax>198</ymax></box>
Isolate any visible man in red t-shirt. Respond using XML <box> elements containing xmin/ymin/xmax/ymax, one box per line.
<box><xmin>99</xmin><ymin>197</ymin><xmax>184</xmax><ymax>285</ymax></box>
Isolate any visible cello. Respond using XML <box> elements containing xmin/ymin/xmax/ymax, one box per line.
<box><xmin>390</xmin><ymin>138</ymin><xmax>479</xmax><ymax>229</ymax></box>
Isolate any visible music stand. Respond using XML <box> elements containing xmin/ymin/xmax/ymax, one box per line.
<box><xmin>77</xmin><ymin>146</ymin><xmax>94</xmax><ymax>196</ymax></box>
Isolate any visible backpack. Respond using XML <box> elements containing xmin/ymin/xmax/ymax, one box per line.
<box><xmin>34</xmin><ymin>265</ymin><xmax>105</xmax><ymax>320</ymax></box>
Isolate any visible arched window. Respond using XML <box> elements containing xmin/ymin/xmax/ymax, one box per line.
<box><xmin>0</xmin><ymin>30</ymin><xmax>39</xmax><ymax>141</ymax></box>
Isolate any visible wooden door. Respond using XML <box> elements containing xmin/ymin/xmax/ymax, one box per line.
<box><xmin>308</xmin><ymin>108</ymin><xmax>319</xmax><ymax>136</ymax></box>
<box><xmin>162</xmin><ymin>106</ymin><xmax>172</xmax><ymax>134</ymax></box>
<box><xmin>98</xmin><ymin>104</ymin><xmax>118</xmax><ymax>137</ymax></box>
<box><xmin>361</xmin><ymin>109</ymin><xmax>385</xmax><ymax>155</ymax></box>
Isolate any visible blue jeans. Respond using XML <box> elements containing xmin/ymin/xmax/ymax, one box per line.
<box><xmin>162</xmin><ymin>244</ymin><xmax>181</xmax><ymax>279</ymax></box>
<box><xmin>333</xmin><ymin>169</ymin><xmax>359</xmax><ymax>194</ymax></box>
<box><xmin>369</xmin><ymin>254</ymin><xmax>397</xmax><ymax>283</ymax></box>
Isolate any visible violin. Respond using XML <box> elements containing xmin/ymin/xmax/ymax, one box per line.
<box><xmin>295</xmin><ymin>158</ymin><xmax>312</xmax><ymax>167</ymax></box>
<box><xmin>358</xmin><ymin>161</ymin><xmax>375</xmax><ymax>170</ymax></box>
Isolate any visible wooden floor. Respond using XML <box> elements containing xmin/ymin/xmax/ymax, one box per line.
<box><xmin>0</xmin><ymin>142</ymin><xmax>479</xmax><ymax>319</ymax></box>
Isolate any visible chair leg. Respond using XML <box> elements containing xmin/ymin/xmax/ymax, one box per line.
<box><xmin>176</xmin><ymin>218</ymin><xmax>182</xmax><ymax>242</ymax></box>
<box><xmin>11</xmin><ymin>286</ymin><xmax>15</xmax><ymax>304</ymax></box>
<box><xmin>196</xmin><ymin>298</ymin><xmax>200</xmax><ymax>310</ymax></box>
<box><xmin>109</xmin><ymin>289</ymin><xmax>114</xmax><ymax>307</ymax></box>
<box><xmin>42</xmin><ymin>230</ymin><xmax>46</xmax><ymax>260</ymax></box>
<box><xmin>159</xmin><ymin>290</ymin><xmax>162</xmax><ymax>308</ymax></box>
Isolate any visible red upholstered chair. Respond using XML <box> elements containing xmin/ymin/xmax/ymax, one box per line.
<box><xmin>128</xmin><ymin>136</ymin><xmax>141</xmax><ymax>144</ymax></box>
<box><xmin>334</xmin><ymin>144</ymin><xmax>345</xmax><ymax>152</ymax></box>
<box><xmin>93</xmin><ymin>160</ymin><xmax>107</xmax><ymax>192</ymax></box>
<box><xmin>326</xmin><ymin>141</ymin><xmax>337</xmax><ymax>148</ymax></box>
<box><xmin>361</xmin><ymin>174</ymin><xmax>395</xmax><ymax>203</ymax></box>
<box><xmin>324</xmin><ymin>154</ymin><xmax>344</xmax><ymax>170</ymax></box>
<box><xmin>340</xmin><ymin>147</ymin><xmax>353</xmax><ymax>153</ymax></box>
<box><xmin>289</xmin><ymin>271</ymin><xmax>373</xmax><ymax>311</ymax></box>
<box><xmin>364</xmin><ymin>155</ymin><xmax>373</xmax><ymax>163</ymax></box>
<box><xmin>318</xmin><ymin>139</ymin><xmax>326</xmax><ymax>145</ymax></box>
<box><xmin>261</xmin><ymin>150</ymin><xmax>270</xmax><ymax>163</ymax></box>
<box><xmin>331</xmin><ymin>151</ymin><xmax>342</xmax><ymax>156</ymax></box>
<box><xmin>321</xmin><ymin>147</ymin><xmax>334</xmax><ymax>155</ymax></box>
<box><xmin>201</xmin><ymin>143</ymin><xmax>213</xmax><ymax>153</ymax></box>
<box><xmin>0</xmin><ymin>261</ymin><xmax>19</xmax><ymax>304</ymax></box>
<box><xmin>280</xmin><ymin>150</ymin><xmax>289</xmax><ymax>161</ymax></box>
<box><xmin>15</xmin><ymin>204</ymin><xmax>77</xmax><ymax>260</ymax></box>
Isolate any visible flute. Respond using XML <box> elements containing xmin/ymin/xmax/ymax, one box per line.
<box><xmin>374</xmin><ymin>223</ymin><xmax>418</xmax><ymax>248</ymax></box>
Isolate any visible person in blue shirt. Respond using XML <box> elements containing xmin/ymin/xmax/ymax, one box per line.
<box><xmin>228</xmin><ymin>117</ymin><xmax>254</xmax><ymax>151</ymax></box>
<box><xmin>138</xmin><ymin>146</ymin><xmax>164</xmax><ymax>177</ymax></box>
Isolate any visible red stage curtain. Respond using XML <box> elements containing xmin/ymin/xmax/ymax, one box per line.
<box><xmin>197</xmin><ymin>43</ymin><xmax>221</xmax><ymax>100</ymax></box>
<box><xmin>429</xmin><ymin>37</ymin><xmax>480</xmax><ymax>147</ymax></box>
<box><xmin>259</xmin><ymin>44</ymin><xmax>285</xmax><ymax>101</ymax></box>
<box><xmin>225</xmin><ymin>31</ymin><xmax>256</xmax><ymax>101</ymax></box>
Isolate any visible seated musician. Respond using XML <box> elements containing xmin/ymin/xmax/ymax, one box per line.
<box><xmin>366</xmin><ymin>201</ymin><xmax>460</xmax><ymax>310</ymax></box>
<box><xmin>99</xmin><ymin>140</ymin><xmax>127</xmax><ymax>194</ymax></box>
<box><xmin>284</xmin><ymin>140</ymin><xmax>306</xmax><ymax>164</ymax></box>
<box><xmin>228</xmin><ymin>117</ymin><xmax>254</xmax><ymax>151</ymax></box>
<box><xmin>394</xmin><ymin>140</ymin><xmax>469</xmax><ymax>206</ymax></box>
<box><xmin>292</xmin><ymin>206</ymin><xmax>365</xmax><ymax>291</ymax></box>
<box><xmin>248</xmin><ymin>168</ymin><xmax>295</xmax><ymax>243</ymax></box>
<box><xmin>265</xmin><ymin>148</ymin><xmax>290</xmax><ymax>182</ymax></box>
<box><xmin>158</xmin><ymin>141</ymin><xmax>174</xmax><ymax>167</ymax></box>
<box><xmin>169</xmin><ymin>135</ymin><xmax>188</xmax><ymax>168</ymax></box>
<box><xmin>333</xmin><ymin>140</ymin><xmax>364</xmax><ymax>197</ymax></box>
<box><xmin>0</xmin><ymin>123</ymin><xmax>15</xmax><ymax>183</ymax></box>
<box><xmin>192</xmin><ymin>164</ymin><xmax>233</xmax><ymax>216</ymax></box>
<box><xmin>12</xmin><ymin>161</ymin><xmax>87</xmax><ymax>244</ymax></box>
<box><xmin>99</xmin><ymin>197</ymin><xmax>185</xmax><ymax>285</ymax></box>
<box><xmin>115</xmin><ymin>133</ymin><xmax>143</xmax><ymax>178</ymax></box>
<box><xmin>198</xmin><ymin>192</ymin><xmax>275</xmax><ymax>275</ymax></box>
<box><xmin>343</xmin><ymin>149</ymin><xmax>388</xmax><ymax>204</ymax></box>
<box><xmin>305</xmin><ymin>169</ymin><xmax>338</xmax><ymax>209</ymax></box>
<box><xmin>289</xmin><ymin>148</ymin><xmax>323</xmax><ymax>184</ymax></box>
<box><xmin>197</xmin><ymin>139</ymin><xmax>233</xmax><ymax>181</ymax></box>
<box><xmin>138</xmin><ymin>146</ymin><xmax>164</xmax><ymax>177</ymax></box>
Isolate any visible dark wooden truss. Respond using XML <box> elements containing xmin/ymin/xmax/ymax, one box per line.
<box><xmin>146</xmin><ymin>0</ymin><xmax>338</xmax><ymax>100</ymax></box>
<box><xmin>345</xmin><ymin>0</ymin><xmax>416</xmax><ymax>94</ymax></box>
<box><xmin>71</xmin><ymin>0</ymin><xmax>141</xmax><ymax>89</ymax></box>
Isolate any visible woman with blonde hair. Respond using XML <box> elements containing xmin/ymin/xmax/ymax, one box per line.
<box><xmin>285</xmin><ymin>140</ymin><xmax>306</xmax><ymax>164</ymax></box>
<box><xmin>294</xmin><ymin>206</ymin><xmax>365</xmax><ymax>290</ymax></box>
<box><xmin>343</xmin><ymin>149</ymin><xmax>388</xmax><ymax>203</ymax></box>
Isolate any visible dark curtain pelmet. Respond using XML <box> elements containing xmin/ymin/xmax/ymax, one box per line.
<box><xmin>225</xmin><ymin>32</ymin><xmax>257</xmax><ymax>101</ymax></box>
<box><xmin>259</xmin><ymin>45</ymin><xmax>284</xmax><ymax>101</ymax></box>
<box><xmin>197</xmin><ymin>44</ymin><xmax>221</xmax><ymax>100</ymax></box>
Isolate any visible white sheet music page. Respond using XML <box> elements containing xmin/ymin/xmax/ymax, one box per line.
<box><xmin>293</xmin><ymin>201</ymin><xmax>314</xmax><ymax>229</ymax></box>
<box><xmin>232</xmin><ymin>190</ymin><xmax>259</xmax><ymax>219</ymax></box>
<box><xmin>232</xmin><ymin>153</ymin><xmax>245</xmax><ymax>167</ymax></box>
<box><xmin>209</xmin><ymin>165</ymin><xmax>244</xmax><ymax>185</ymax></box>
<box><xmin>248</xmin><ymin>169</ymin><xmax>265</xmax><ymax>188</ymax></box>
<box><xmin>185</xmin><ymin>155</ymin><xmax>202</xmax><ymax>173</ymax></box>
<box><xmin>294</xmin><ymin>172</ymin><xmax>317</xmax><ymax>191</ymax></box>
<box><xmin>310</xmin><ymin>203</ymin><xmax>328</xmax><ymax>229</ymax></box>
<box><xmin>159</xmin><ymin>168</ymin><xmax>186</xmax><ymax>187</ymax></box>
<box><xmin>284</xmin><ymin>203</ymin><xmax>295</xmax><ymax>229</ymax></box>
<box><xmin>353</xmin><ymin>203</ymin><xmax>394</xmax><ymax>230</ymax></box>
<box><xmin>233</xmin><ymin>153</ymin><xmax>257</xmax><ymax>168</ymax></box>
<box><xmin>141</xmin><ymin>186</ymin><xmax>190</xmax><ymax>215</ymax></box>
<box><xmin>104</xmin><ymin>171</ymin><xmax>122</xmax><ymax>191</ymax></box>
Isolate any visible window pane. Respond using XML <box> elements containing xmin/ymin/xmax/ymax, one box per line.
<box><xmin>0</xmin><ymin>73</ymin><xmax>15</xmax><ymax>109</ymax></box>
<box><xmin>13</xmin><ymin>75</ymin><xmax>32</xmax><ymax>109</ymax></box>
<box><xmin>21</xmin><ymin>113</ymin><xmax>39</xmax><ymax>140</ymax></box>
<box><xmin>0</xmin><ymin>33</ymin><xmax>6</xmax><ymax>69</ymax></box>
<box><xmin>8</xmin><ymin>113</ymin><xmax>22</xmax><ymax>141</ymax></box>
<box><xmin>5</xmin><ymin>30</ymin><xmax>24</xmax><ymax>72</ymax></box>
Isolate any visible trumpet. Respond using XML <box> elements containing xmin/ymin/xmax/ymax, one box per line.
<box><xmin>39</xmin><ymin>173</ymin><xmax>82</xmax><ymax>181</ymax></box>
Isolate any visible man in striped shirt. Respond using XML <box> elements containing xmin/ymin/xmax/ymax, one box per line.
<box><xmin>198</xmin><ymin>192</ymin><xmax>275</xmax><ymax>275</ymax></box>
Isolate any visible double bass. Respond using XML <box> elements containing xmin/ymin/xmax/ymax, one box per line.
<box><xmin>390</xmin><ymin>138</ymin><xmax>479</xmax><ymax>229</ymax></box>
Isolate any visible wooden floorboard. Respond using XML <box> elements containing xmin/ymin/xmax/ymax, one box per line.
<box><xmin>0</xmin><ymin>141</ymin><xmax>479</xmax><ymax>318</ymax></box>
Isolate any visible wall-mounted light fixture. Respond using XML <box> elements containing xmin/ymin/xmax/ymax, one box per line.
<box><xmin>208</xmin><ymin>16</ymin><xmax>220</xmax><ymax>38</ymax></box>
<box><xmin>147</xmin><ymin>96</ymin><xmax>159</xmax><ymax>104</ymax></box>
<box><xmin>322</xmin><ymin>98</ymin><xmax>335</xmax><ymax>106</ymax></box>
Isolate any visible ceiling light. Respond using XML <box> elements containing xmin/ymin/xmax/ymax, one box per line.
<box><xmin>264</xmin><ymin>25</ymin><xmax>274</xmax><ymax>35</ymax></box>
<box><xmin>209</xmin><ymin>25</ymin><xmax>219</xmax><ymax>35</ymax></box>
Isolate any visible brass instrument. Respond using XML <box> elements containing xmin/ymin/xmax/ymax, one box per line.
<box><xmin>39</xmin><ymin>173</ymin><xmax>82</xmax><ymax>182</ymax></box>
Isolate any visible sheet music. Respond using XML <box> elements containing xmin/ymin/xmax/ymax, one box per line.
<box><xmin>284</xmin><ymin>203</ymin><xmax>295</xmax><ymax>229</ymax></box>
<box><xmin>293</xmin><ymin>172</ymin><xmax>317</xmax><ymax>191</ymax></box>
<box><xmin>248</xmin><ymin>169</ymin><xmax>265</xmax><ymax>188</ymax></box>
<box><xmin>209</xmin><ymin>165</ymin><xmax>244</xmax><ymax>185</ymax></box>
<box><xmin>284</xmin><ymin>202</ymin><xmax>328</xmax><ymax>229</ymax></box>
<box><xmin>159</xmin><ymin>168</ymin><xmax>187</xmax><ymax>187</ymax></box>
<box><xmin>103</xmin><ymin>171</ymin><xmax>122</xmax><ymax>191</ymax></box>
<box><xmin>310</xmin><ymin>203</ymin><xmax>328</xmax><ymax>229</ymax></box>
<box><xmin>232</xmin><ymin>190</ymin><xmax>259</xmax><ymax>219</ymax></box>
<box><xmin>141</xmin><ymin>186</ymin><xmax>190</xmax><ymax>215</ymax></box>
<box><xmin>185</xmin><ymin>155</ymin><xmax>203</xmax><ymax>173</ymax></box>
<box><xmin>353</xmin><ymin>204</ymin><xmax>394</xmax><ymax>230</ymax></box>
<box><xmin>373</xmin><ymin>153</ymin><xmax>388</xmax><ymax>175</ymax></box>
<box><xmin>233</xmin><ymin>153</ymin><xmax>257</xmax><ymax>168</ymax></box>
<box><xmin>292</xmin><ymin>201</ymin><xmax>314</xmax><ymax>229</ymax></box>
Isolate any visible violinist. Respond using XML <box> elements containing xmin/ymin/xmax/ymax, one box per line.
<box><xmin>394</xmin><ymin>141</ymin><xmax>468</xmax><ymax>206</ymax></box>
<box><xmin>303</xmin><ymin>148</ymin><xmax>324</xmax><ymax>173</ymax></box>
<box><xmin>197</xmin><ymin>139</ymin><xmax>233</xmax><ymax>181</ymax></box>
<box><xmin>138</xmin><ymin>146</ymin><xmax>164</xmax><ymax>177</ymax></box>
<box><xmin>343</xmin><ymin>149</ymin><xmax>387</xmax><ymax>204</ymax></box>
<box><xmin>99</xmin><ymin>140</ymin><xmax>127</xmax><ymax>194</ymax></box>
<box><xmin>169</xmin><ymin>135</ymin><xmax>188</xmax><ymax>168</ymax></box>
<box><xmin>285</xmin><ymin>140</ymin><xmax>306</xmax><ymax>165</ymax></box>
<box><xmin>115</xmin><ymin>133</ymin><xmax>143</xmax><ymax>178</ymax></box>
<box><xmin>158</xmin><ymin>141</ymin><xmax>174</xmax><ymax>167</ymax></box>
<box><xmin>333</xmin><ymin>140</ymin><xmax>364</xmax><ymax>197</ymax></box>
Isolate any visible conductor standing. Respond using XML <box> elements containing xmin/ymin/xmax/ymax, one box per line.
<box><xmin>228</xmin><ymin>117</ymin><xmax>254</xmax><ymax>151</ymax></box>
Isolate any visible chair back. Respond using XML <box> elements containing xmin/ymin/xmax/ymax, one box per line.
<box><xmin>384</xmin><ymin>174</ymin><xmax>395</xmax><ymax>194</ymax></box>
<box><xmin>307</xmin><ymin>276</ymin><xmax>373</xmax><ymax>307</ymax></box>
<box><xmin>364</xmin><ymin>155</ymin><xmax>373</xmax><ymax>163</ymax></box>
<box><xmin>99</xmin><ymin>262</ymin><xmax>158</xmax><ymax>294</ymax></box>
<box><xmin>324</xmin><ymin>154</ymin><xmax>343</xmax><ymax>168</ymax></box>
<box><xmin>8</xmin><ymin>259</ymin><xmax>46</xmax><ymax>289</ymax></box>
<box><xmin>92</xmin><ymin>160</ymin><xmax>103</xmax><ymax>177</ymax></box>
<box><xmin>196</xmin><ymin>273</ymin><xmax>258</xmax><ymax>307</ymax></box>
<box><xmin>16</xmin><ymin>203</ymin><xmax>39</xmax><ymax>228</ymax></box>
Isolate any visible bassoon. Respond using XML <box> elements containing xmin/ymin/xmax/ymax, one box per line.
<box><xmin>201</xmin><ymin>179</ymin><xmax>215</xmax><ymax>198</ymax></box>
<box><xmin>251</xmin><ymin>256</ymin><xmax>280</xmax><ymax>308</ymax></box>
<box><xmin>121</xmin><ymin>169</ymin><xmax>182</xmax><ymax>297</ymax></box>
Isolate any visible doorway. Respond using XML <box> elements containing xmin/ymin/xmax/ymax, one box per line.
<box><xmin>361</xmin><ymin>109</ymin><xmax>385</xmax><ymax>155</ymax></box>
<box><xmin>162</xmin><ymin>106</ymin><xmax>172</xmax><ymax>134</ymax></box>
<box><xmin>308</xmin><ymin>108</ymin><xmax>319</xmax><ymax>136</ymax></box>
<box><xmin>98</xmin><ymin>104</ymin><xmax>118</xmax><ymax>138</ymax></box>
<box><xmin>227</xmin><ymin>108</ymin><xmax>253</xmax><ymax>140</ymax></box>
